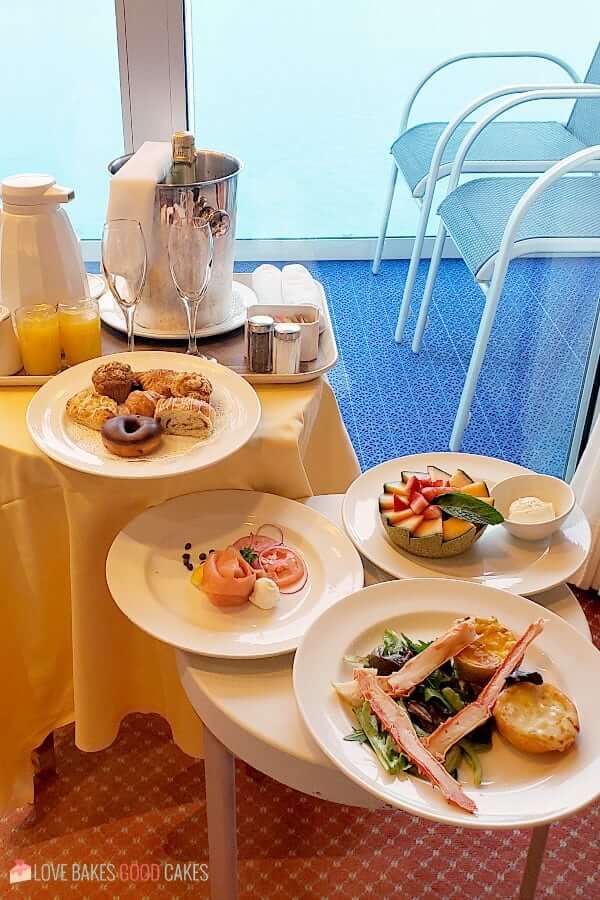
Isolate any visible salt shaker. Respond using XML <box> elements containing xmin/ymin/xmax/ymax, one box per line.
<box><xmin>273</xmin><ymin>323</ymin><xmax>301</xmax><ymax>374</ymax></box>
<box><xmin>0</xmin><ymin>305</ymin><xmax>22</xmax><ymax>375</ymax></box>
<box><xmin>247</xmin><ymin>315</ymin><xmax>274</xmax><ymax>373</ymax></box>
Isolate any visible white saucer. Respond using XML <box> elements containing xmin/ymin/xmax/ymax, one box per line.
<box><xmin>99</xmin><ymin>280</ymin><xmax>256</xmax><ymax>340</ymax></box>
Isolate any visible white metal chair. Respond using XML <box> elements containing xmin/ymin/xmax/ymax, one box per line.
<box><xmin>426</xmin><ymin>106</ymin><xmax>600</xmax><ymax>451</ymax></box>
<box><xmin>371</xmin><ymin>46</ymin><xmax>600</xmax><ymax>342</ymax></box>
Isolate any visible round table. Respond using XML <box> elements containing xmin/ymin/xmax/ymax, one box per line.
<box><xmin>176</xmin><ymin>495</ymin><xmax>591</xmax><ymax>900</ymax></box>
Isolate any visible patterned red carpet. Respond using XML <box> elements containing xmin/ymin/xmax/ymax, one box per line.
<box><xmin>2</xmin><ymin>593</ymin><xmax>599</xmax><ymax>899</ymax></box>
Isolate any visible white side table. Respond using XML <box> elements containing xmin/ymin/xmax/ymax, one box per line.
<box><xmin>177</xmin><ymin>495</ymin><xmax>591</xmax><ymax>900</ymax></box>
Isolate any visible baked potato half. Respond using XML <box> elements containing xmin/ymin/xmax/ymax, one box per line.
<box><xmin>494</xmin><ymin>682</ymin><xmax>579</xmax><ymax>754</ymax></box>
<box><xmin>454</xmin><ymin>617</ymin><xmax>517</xmax><ymax>684</ymax></box>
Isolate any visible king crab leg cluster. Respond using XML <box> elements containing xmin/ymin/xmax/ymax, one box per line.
<box><xmin>354</xmin><ymin>669</ymin><xmax>477</xmax><ymax>814</ymax></box>
<box><xmin>424</xmin><ymin>619</ymin><xmax>545</xmax><ymax>761</ymax></box>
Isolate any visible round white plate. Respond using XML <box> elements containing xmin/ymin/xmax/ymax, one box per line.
<box><xmin>342</xmin><ymin>452</ymin><xmax>590</xmax><ymax>596</ymax></box>
<box><xmin>26</xmin><ymin>351</ymin><xmax>261</xmax><ymax>479</ymax></box>
<box><xmin>106</xmin><ymin>490</ymin><xmax>364</xmax><ymax>658</ymax></box>
<box><xmin>293</xmin><ymin>577</ymin><xmax>600</xmax><ymax>828</ymax></box>
<box><xmin>99</xmin><ymin>280</ymin><xmax>256</xmax><ymax>340</ymax></box>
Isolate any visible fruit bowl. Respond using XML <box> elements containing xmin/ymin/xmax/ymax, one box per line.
<box><xmin>379</xmin><ymin>465</ymin><xmax>500</xmax><ymax>559</ymax></box>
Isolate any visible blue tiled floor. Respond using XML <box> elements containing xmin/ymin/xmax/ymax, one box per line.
<box><xmin>237</xmin><ymin>258</ymin><xmax>600</xmax><ymax>477</ymax></box>
<box><xmin>92</xmin><ymin>256</ymin><xmax>599</xmax><ymax>477</ymax></box>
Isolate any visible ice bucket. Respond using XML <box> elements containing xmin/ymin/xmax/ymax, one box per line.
<box><xmin>108</xmin><ymin>150</ymin><xmax>242</xmax><ymax>332</ymax></box>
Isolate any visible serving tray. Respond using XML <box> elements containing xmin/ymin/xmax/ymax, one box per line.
<box><xmin>0</xmin><ymin>273</ymin><xmax>338</xmax><ymax>387</ymax></box>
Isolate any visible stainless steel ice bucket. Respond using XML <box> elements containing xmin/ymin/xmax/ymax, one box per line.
<box><xmin>108</xmin><ymin>150</ymin><xmax>242</xmax><ymax>332</ymax></box>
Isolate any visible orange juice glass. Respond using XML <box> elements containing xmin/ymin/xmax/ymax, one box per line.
<box><xmin>14</xmin><ymin>304</ymin><xmax>62</xmax><ymax>375</ymax></box>
<box><xmin>58</xmin><ymin>298</ymin><xmax>102</xmax><ymax>366</ymax></box>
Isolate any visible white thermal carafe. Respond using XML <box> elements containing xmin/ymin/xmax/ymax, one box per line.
<box><xmin>0</xmin><ymin>174</ymin><xmax>87</xmax><ymax>313</ymax></box>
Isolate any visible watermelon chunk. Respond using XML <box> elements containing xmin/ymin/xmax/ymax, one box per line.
<box><xmin>393</xmin><ymin>494</ymin><xmax>410</xmax><ymax>511</ymax></box>
<box><xmin>423</xmin><ymin>505</ymin><xmax>442</xmax><ymax>520</ymax></box>
<box><xmin>410</xmin><ymin>493</ymin><xmax>429</xmax><ymax>515</ymax></box>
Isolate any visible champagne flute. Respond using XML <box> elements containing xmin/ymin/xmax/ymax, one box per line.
<box><xmin>101</xmin><ymin>219</ymin><xmax>147</xmax><ymax>352</ymax></box>
<box><xmin>167</xmin><ymin>217</ymin><xmax>214</xmax><ymax>356</ymax></box>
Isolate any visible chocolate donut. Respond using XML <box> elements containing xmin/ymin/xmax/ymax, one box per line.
<box><xmin>101</xmin><ymin>414</ymin><xmax>162</xmax><ymax>458</ymax></box>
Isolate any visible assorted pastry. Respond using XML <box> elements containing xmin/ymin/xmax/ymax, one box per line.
<box><xmin>379</xmin><ymin>464</ymin><xmax>504</xmax><ymax>558</ymax></box>
<box><xmin>336</xmin><ymin>616</ymin><xmax>579</xmax><ymax>814</ymax></box>
<box><xmin>65</xmin><ymin>361</ymin><xmax>215</xmax><ymax>458</ymax></box>
<box><xmin>186</xmin><ymin>524</ymin><xmax>308</xmax><ymax>610</ymax></box>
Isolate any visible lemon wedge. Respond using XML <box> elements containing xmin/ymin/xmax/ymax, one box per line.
<box><xmin>191</xmin><ymin>563</ymin><xmax>204</xmax><ymax>588</ymax></box>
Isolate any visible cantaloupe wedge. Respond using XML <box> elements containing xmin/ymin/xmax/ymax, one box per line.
<box><xmin>442</xmin><ymin>517</ymin><xmax>476</xmax><ymax>541</ymax></box>
<box><xmin>449</xmin><ymin>469</ymin><xmax>473</xmax><ymax>489</ymax></box>
<box><xmin>458</xmin><ymin>481</ymin><xmax>490</xmax><ymax>498</ymax></box>
<box><xmin>384</xmin><ymin>509</ymin><xmax>414</xmax><ymax>526</ymax></box>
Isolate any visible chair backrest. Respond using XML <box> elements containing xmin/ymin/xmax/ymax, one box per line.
<box><xmin>567</xmin><ymin>42</ymin><xmax>600</xmax><ymax>145</ymax></box>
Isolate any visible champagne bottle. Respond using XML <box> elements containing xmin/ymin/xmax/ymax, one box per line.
<box><xmin>167</xmin><ymin>131</ymin><xmax>196</xmax><ymax>185</ymax></box>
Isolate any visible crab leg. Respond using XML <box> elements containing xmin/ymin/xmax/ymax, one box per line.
<box><xmin>425</xmin><ymin>619</ymin><xmax>545</xmax><ymax>761</ymax></box>
<box><xmin>355</xmin><ymin>668</ymin><xmax>477</xmax><ymax>814</ymax></box>
<box><xmin>387</xmin><ymin>617</ymin><xmax>478</xmax><ymax>697</ymax></box>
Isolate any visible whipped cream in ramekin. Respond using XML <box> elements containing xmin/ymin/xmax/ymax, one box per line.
<box><xmin>508</xmin><ymin>496</ymin><xmax>555</xmax><ymax>524</ymax></box>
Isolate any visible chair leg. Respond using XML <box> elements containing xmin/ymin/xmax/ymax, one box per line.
<box><xmin>394</xmin><ymin>202</ymin><xmax>432</xmax><ymax>343</ymax></box>
<box><xmin>372</xmin><ymin>161</ymin><xmax>398</xmax><ymax>274</ymax></box>
<box><xmin>412</xmin><ymin>222</ymin><xmax>447</xmax><ymax>353</ymax></box>
<box><xmin>450</xmin><ymin>273</ymin><xmax>504</xmax><ymax>450</ymax></box>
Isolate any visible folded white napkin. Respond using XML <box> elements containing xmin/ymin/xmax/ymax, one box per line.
<box><xmin>251</xmin><ymin>264</ymin><xmax>283</xmax><ymax>305</ymax></box>
<box><xmin>281</xmin><ymin>264</ymin><xmax>322</xmax><ymax>313</ymax></box>
<box><xmin>106</xmin><ymin>141</ymin><xmax>172</xmax><ymax>252</ymax></box>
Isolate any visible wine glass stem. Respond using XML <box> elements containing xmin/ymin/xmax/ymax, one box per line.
<box><xmin>123</xmin><ymin>305</ymin><xmax>136</xmax><ymax>352</ymax></box>
<box><xmin>183</xmin><ymin>297</ymin><xmax>201</xmax><ymax>355</ymax></box>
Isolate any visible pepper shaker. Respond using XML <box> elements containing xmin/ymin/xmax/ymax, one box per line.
<box><xmin>273</xmin><ymin>323</ymin><xmax>301</xmax><ymax>374</ymax></box>
<box><xmin>247</xmin><ymin>314</ymin><xmax>274</xmax><ymax>373</ymax></box>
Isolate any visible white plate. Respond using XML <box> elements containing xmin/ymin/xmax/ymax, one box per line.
<box><xmin>106</xmin><ymin>490</ymin><xmax>364</xmax><ymax>658</ymax></box>
<box><xmin>293</xmin><ymin>577</ymin><xmax>600</xmax><ymax>828</ymax></box>
<box><xmin>99</xmin><ymin>280</ymin><xmax>256</xmax><ymax>340</ymax></box>
<box><xmin>26</xmin><ymin>351</ymin><xmax>261</xmax><ymax>479</ymax></box>
<box><xmin>342</xmin><ymin>453</ymin><xmax>590</xmax><ymax>596</ymax></box>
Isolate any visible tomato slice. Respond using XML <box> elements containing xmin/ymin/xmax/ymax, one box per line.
<box><xmin>258</xmin><ymin>546</ymin><xmax>306</xmax><ymax>590</ymax></box>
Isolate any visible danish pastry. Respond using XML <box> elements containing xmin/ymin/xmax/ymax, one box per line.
<box><xmin>154</xmin><ymin>397</ymin><xmax>215</xmax><ymax>438</ymax></box>
<box><xmin>66</xmin><ymin>388</ymin><xmax>118</xmax><ymax>431</ymax></box>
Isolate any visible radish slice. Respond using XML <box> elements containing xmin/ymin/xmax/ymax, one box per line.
<box><xmin>258</xmin><ymin>546</ymin><xmax>308</xmax><ymax>593</ymax></box>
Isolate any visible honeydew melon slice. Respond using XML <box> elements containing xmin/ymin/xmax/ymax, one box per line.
<box><xmin>449</xmin><ymin>468</ymin><xmax>474</xmax><ymax>489</ymax></box>
<box><xmin>458</xmin><ymin>480</ymin><xmax>490</xmax><ymax>498</ymax></box>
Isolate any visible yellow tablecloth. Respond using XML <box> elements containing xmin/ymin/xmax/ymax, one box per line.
<box><xmin>0</xmin><ymin>379</ymin><xmax>359</xmax><ymax>810</ymax></box>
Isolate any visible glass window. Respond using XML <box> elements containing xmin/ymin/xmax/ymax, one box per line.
<box><xmin>2</xmin><ymin>2</ymin><xmax>124</xmax><ymax>239</ymax></box>
<box><xmin>186</xmin><ymin>0</ymin><xmax>597</xmax><ymax>240</ymax></box>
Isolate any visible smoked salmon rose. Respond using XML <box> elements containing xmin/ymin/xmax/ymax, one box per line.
<box><xmin>202</xmin><ymin>547</ymin><xmax>256</xmax><ymax>607</ymax></box>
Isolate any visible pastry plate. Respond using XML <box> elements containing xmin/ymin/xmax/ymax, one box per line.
<box><xmin>106</xmin><ymin>490</ymin><xmax>364</xmax><ymax>658</ymax></box>
<box><xmin>99</xmin><ymin>279</ymin><xmax>257</xmax><ymax>340</ymax></box>
<box><xmin>293</xmin><ymin>577</ymin><xmax>600</xmax><ymax>829</ymax></box>
<box><xmin>342</xmin><ymin>453</ymin><xmax>590</xmax><ymax>596</ymax></box>
<box><xmin>26</xmin><ymin>351</ymin><xmax>261</xmax><ymax>479</ymax></box>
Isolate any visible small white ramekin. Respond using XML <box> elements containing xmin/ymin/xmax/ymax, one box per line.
<box><xmin>491</xmin><ymin>473</ymin><xmax>575</xmax><ymax>541</ymax></box>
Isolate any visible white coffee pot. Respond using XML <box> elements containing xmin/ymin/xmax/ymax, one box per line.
<box><xmin>0</xmin><ymin>174</ymin><xmax>87</xmax><ymax>313</ymax></box>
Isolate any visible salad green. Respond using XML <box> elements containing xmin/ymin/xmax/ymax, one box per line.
<box><xmin>343</xmin><ymin>628</ymin><xmax>493</xmax><ymax>784</ymax></box>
